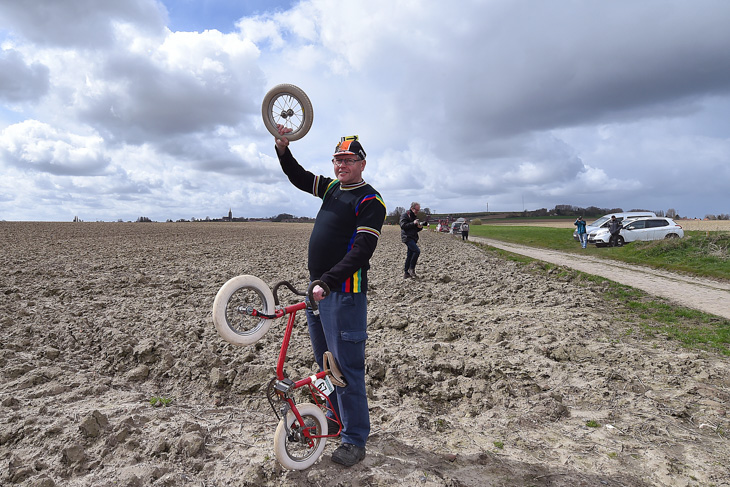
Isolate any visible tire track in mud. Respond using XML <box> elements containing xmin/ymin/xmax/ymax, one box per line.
<box><xmin>471</xmin><ymin>236</ymin><xmax>730</xmax><ymax>320</ymax></box>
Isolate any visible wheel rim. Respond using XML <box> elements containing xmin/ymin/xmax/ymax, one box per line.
<box><xmin>284</xmin><ymin>414</ymin><xmax>322</xmax><ymax>463</ymax></box>
<box><xmin>267</xmin><ymin>93</ymin><xmax>307</xmax><ymax>136</ymax></box>
<box><xmin>224</xmin><ymin>286</ymin><xmax>269</xmax><ymax>338</ymax></box>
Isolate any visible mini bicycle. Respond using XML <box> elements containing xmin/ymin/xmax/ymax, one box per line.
<box><xmin>212</xmin><ymin>275</ymin><xmax>347</xmax><ymax>470</ymax></box>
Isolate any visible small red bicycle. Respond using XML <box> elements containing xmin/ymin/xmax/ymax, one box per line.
<box><xmin>212</xmin><ymin>275</ymin><xmax>347</xmax><ymax>470</ymax></box>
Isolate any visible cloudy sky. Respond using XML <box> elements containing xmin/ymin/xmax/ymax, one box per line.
<box><xmin>1</xmin><ymin>0</ymin><xmax>729</xmax><ymax>222</ymax></box>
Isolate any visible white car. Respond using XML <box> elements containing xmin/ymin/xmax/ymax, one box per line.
<box><xmin>450</xmin><ymin>218</ymin><xmax>466</xmax><ymax>234</ymax></box>
<box><xmin>573</xmin><ymin>211</ymin><xmax>656</xmax><ymax>241</ymax></box>
<box><xmin>587</xmin><ymin>217</ymin><xmax>684</xmax><ymax>247</ymax></box>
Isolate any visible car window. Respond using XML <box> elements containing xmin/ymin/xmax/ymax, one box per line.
<box><xmin>647</xmin><ymin>219</ymin><xmax>669</xmax><ymax>228</ymax></box>
<box><xmin>625</xmin><ymin>220</ymin><xmax>646</xmax><ymax>230</ymax></box>
<box><xmin>591</xmin><ymin>217</ymin><xmax>610</xmax><ymax>227</ymax></box>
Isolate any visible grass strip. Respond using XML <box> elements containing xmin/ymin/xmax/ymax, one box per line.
<box><xmin>469</xmin><ymin>225</ymin><xmax>730</xmax><ymax>281</ymax></box>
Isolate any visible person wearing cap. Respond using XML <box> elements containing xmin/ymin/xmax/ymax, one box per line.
<box><xmin>274</xmin><ymin>126</ymin><xmax>386</xmax><ymax>467</ymax></box>
<box><xmin>400</xmin><ymin>203</ymin><xmax>424</xmax><ymax>278</ymax></box>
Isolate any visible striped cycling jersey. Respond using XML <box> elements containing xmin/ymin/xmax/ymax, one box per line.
<box><xmin>278</xmin><ymin>148</ymin><xmax>386</xmax><ymax>293</ymax></box>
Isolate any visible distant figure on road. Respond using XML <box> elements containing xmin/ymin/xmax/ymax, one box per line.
<box><xmin>574</xmin><ymin>216</ymin><xmax>587</xmax><ymax>249</ymax></box>
<box><xmin>461</xmin><ymin>220</ymin><xmax>470</xmax><ymax>240</ymax></box>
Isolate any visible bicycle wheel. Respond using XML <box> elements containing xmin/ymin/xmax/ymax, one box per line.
<box><xmin>212</xmin><ymin>275</ymin><xmax>275</xmax><ymax>346</ymax></box>
<box><xmin>261</xmin><ymin>84</ymin><xmax>313</xmax><ymax>141</ymax></box>
<box><xmin>273</xmin><ymin>403</ymin><xmax>327</xmax><ymax>470</ymax></box>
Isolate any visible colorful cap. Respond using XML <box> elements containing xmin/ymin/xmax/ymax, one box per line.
<box><xmin>333</xmin><ymin>135</ymin><xmax>366</xmax><ymax>160</ymax></box>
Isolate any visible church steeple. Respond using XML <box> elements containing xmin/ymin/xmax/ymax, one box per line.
<box><xmin>228</xmin><ymin>208</ymin><xmax>232</xmax><ymax>219</ymax></box>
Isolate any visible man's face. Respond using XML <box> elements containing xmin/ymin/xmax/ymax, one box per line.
<box><xmin>412</xmin><ymin>205</ymin><xmax>420</xmax><ymax>214</ymax></box>
<box><xmin>333</xmin><ymin>154</ymin><xmax>366</xmax><ymax>185</ymax></box>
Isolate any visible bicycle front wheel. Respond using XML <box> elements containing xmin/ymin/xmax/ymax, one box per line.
<box><xmin>273</xmin><ymin>403</ymin><xmax>327</xmax><ymax>470</ymax></box>
<box><xmin>212</xmin><ymin>275</ymin><xmax>275</xmax><ymax>346</ymax></box>
<box><xmin>261</xmin><ymin>84</ymin><xmax>313</xmax><ymax>141</ymax></box>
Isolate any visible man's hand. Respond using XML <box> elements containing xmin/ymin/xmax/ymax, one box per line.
<box><xmin>275</xmin><ymin>124</ymin><xmax>292</xmax><ymax>155</ymax></box>
<box><xmin>414</xmin><ymin>219</ymin><xmax>422</xmax><ymax>228</ymax></box>
<box><xmin>312</xmin><ymin>284</ymin><xmax>326</xmax><ymax>302</ymax></box>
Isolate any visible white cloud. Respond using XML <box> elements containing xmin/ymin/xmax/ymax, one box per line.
<box><xmin>0</xmin><ymin>48</ymin><xmax>49</xmax><ymax>103</ymax></box>
<box><xmin>0</xmin><ymin>120</ymin><xmax>109</xmax><ymax>175</ymax></box>
<box><xmin>1</xmin><ymin>0</ymin><xmax>729</xmax><ymax>221</ymax></box>
<box><xmin>0</xmin><ymin>0</ymin><xmax>166</xmax><ymax>48</ymax></box>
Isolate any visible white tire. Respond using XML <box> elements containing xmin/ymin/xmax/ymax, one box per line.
<box><xmin>212</xmin><ymin>275</ymin><xmax>275</xmax><ymax>346</ymax></box>
<box><xmin>273</xmin><ymin>403</ymin><xmax>327</xmax><ymax>470</ymax></box>
<box><xmin>261</xmin><ymin>84</ymin><xmax>313</xmax><ymax>141</ymax></box>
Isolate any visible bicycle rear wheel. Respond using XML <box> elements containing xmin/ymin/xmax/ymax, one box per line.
<box><xmin>212</xmin><ymin>275</ymin><xmax>275</xmax><ymax>346</ymax></box>
<box><xmin>261</xmin><ymin>84</ymin><xmax>313</xmax><ymax>141</ymax></box>
<box><xmin>273</xmin><ymin>403</ymin><xmax>327</xmax><ymax>470</ymax></box>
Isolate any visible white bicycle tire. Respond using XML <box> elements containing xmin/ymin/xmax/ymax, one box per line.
<box><xmin>261</xmin><ymin>84</ymin><xmax>313</xmax><ymax>141</ymax></box>
<box><xmin>273</xmin><ymin>403</ymin><xmax>327</xmax><ymax>470</ymax></box>
<box><xmin>212</xmin><ymin>275</ymin><xmax>275</xmax><ymax>346</ymax></box>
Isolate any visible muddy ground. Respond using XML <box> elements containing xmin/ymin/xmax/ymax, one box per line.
<box><xmin>1</xmin><ymin>222</ymin><xmax>728</xmax><ymax>487</ymax></box>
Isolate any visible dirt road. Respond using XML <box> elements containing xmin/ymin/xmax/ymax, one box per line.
<box><xmin>471</xmin><ymin>236</ymin><xmax>730</xmax><ymax>320</ymax></box>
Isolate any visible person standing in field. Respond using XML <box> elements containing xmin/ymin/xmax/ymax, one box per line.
<box><xmin>400</xmin><ymin>202</ymin><xmax>424</xmax><ymax>278</ymax></box>
<box><xmin>461</xmin><ymin>220</ymin><xmax>470</xmax><ymax>240</ymax></box>
<box><xmin>608</xmin><ymin>215</ymin><xmax>621</xmax><ymax>247</ymax></box>
<box><xmin>274</xmin><ymin>127</ymin><xmax>386</xmax><ymax>467</ymax></box>
<box><xmin>574</xmin><ymin>216</ymin><xmax>587</xmax><ymax>248</ymax></box>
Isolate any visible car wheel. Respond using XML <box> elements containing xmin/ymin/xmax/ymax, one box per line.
<box><xmin>665</xmin><ymin>233</ymin><xmax>679</xmax><ymax>239</ymax></box>
<box><xmin>616</xmin><ymin>236</ymin><xmax>625</xmax><ymax>247</ymax></box>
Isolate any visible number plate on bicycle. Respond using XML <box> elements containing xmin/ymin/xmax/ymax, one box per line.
<box><xmin>312</xmin><ymin>375</ymin><xmax>335</xmax><ymax>396</ymax></box>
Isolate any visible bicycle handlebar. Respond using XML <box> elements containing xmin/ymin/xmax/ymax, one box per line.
<box><xmin>272</xmin><ymin>280</ymin><xmax>306</xmax><ymax>306</ymax></box>
<box><xmin>271</xmin><ymin>279</ymin><xmax>330</xmax><ymax>311</ymax></box>
<box><xmin>307</xmin><ymin>280</ymin><xmax>330</xmax><ymax>311</ymax></box>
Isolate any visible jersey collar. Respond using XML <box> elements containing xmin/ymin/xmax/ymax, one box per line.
<box><xmin>340</xmin><ymin>180</ymin><xmax>367</xmax><ymax>190</ymax></box>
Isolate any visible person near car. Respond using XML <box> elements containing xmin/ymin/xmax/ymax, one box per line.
<box><xmin>608</xmin><ymin>215</ymin><xmax>621</xmax><ymax>247</ymax></box>
<box><xmin>400</xmin><ymin>202</ymin><xmax>423</xmax><ymax>278</ymax></box>
<box><xmin>574</xmin><ymin>216</ymin><xmax>587</xmax><ymax>248</ymax></box>
<box><xmin>461</xmin><ymin>220</ymin><xmax>470</xmax><ymax>240</ymax></box>
<box><xmin>274</xmin><ymin>127</ymin><xmax>386</xmax><ymax>467</ymax></box>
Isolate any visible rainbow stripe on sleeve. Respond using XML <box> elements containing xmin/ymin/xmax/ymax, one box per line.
<box><xmin>355</xmin><ymin>193</ymin><xmax>386</xmax><ymax>215</ymax></box>
<box><xmin>357</xmin><ymin>226</ymin><xmax>381</xmax><ymax>238</ymax></box>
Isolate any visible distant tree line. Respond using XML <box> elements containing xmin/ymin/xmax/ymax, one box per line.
<box><xmin>269</xmin><ymin>213</ymin><xmax>316</xmax><ymax>223</ymax></box>
<box><xmin>99</xmin><ymin>206</ymin><xmax>730</xmax><ymax>225</ymax></box>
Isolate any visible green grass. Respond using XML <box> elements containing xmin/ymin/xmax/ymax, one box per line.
<box><xmin>470</xmin><ymin>226</ymin><xmax>730</xmax><ymax>281</ymax></box>
<box><xmin>603</xmin><ymin>282</ymin><xmax>730</xmax><ymax>356</ymax></box>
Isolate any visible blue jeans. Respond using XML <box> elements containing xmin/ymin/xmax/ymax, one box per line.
<box><xmin>577</xmin><ymin>233</ymin><xmax>587</xmax><ymax>248</ymax></box>
<box><xmin>404</xmin><ymin>239</ymin><xmax>420</xmax><ymax>272</ymax></box>
<box><xmin>306</xmin><ymin>291</ymin><xmax>369</xmax><ymax>447</ymax></box>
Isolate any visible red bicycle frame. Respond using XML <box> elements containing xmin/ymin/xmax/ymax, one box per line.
<box><xmin>267</xmin><ymin>283</ymin><xmax>341</xmax><ymax>439</ymax></box>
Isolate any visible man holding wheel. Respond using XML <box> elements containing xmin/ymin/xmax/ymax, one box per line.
<box><xmin>274</xmin><ymin>126</ymin><xmax>386</xmax><ymax>467</ymax></box>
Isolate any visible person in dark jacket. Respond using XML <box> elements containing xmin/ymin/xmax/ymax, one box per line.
<box><xmin>274</xmin><ymin>127</ymin><xmax>386</xmax><ymax>467</ymax></box>
<box><xmin>400</xmin><ymin>202</ymin><xmax>423</xmax><ymax>278</ymax></box>
<box><xmin>608</xmin><ymin>215</ymin><xmax>621</xmax><ymax>247</ymax></box>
